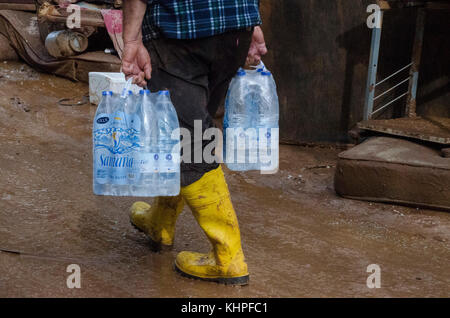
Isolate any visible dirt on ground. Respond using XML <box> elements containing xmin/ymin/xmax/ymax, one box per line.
<box><xmin>0</xmin><ymin>62</ymin><xmax>449</xmax><ymax>297</ymax></box>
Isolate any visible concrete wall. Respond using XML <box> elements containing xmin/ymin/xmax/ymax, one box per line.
<box><xmin>260</xmin><ymin>0</ymin><xmax>449</xmax><ymax>143</ymax></box>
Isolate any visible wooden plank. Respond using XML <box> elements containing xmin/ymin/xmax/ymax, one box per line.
<box><xmin>426</xmin><ymin>2</ymin><xmax>450</xmax><ymax>9</ymax></box>
<box><xmin>377</xmin><ymin>0</ymin><xmax>427</xmax><ymax>10</ymax></box>
<box><xmin>358</xmin><ymin>117</ymin><xmax>450</xmax><ymax>145</ymax></box>
<box><xmin>41</xmin><ymin>14</ymin><xmax>105</xmax><ymax>28</ymax></box>
<box><xmin>37</xmin><ymin>3</ymin><xmax>105</xmax><ymax>28</ymax></box>
<box><xmin>377</xmin><ymin>1</ymin><xmax>450</xmax><ymax>10</ymax></box>
<box><xmin>0</xmin><ymin>3</ymin><xmax>35</xmax><ymax>11</ymax></box>
<box><xmin>378</xmin><ymin>1</ymin><xmax>393</xmax><ymax>10</ymax></box>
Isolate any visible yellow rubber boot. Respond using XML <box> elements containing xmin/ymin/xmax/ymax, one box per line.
<box><xmin>175</xmin><ymin>166</ymin><xmax>249</xmax><ymax>285</ymax></box>
<box><xmin>130</xmin><ymin>195</ymin><xmax>184</xmax><ymax>251</ymax></box>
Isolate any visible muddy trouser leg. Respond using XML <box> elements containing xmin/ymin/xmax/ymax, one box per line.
<box><xmin>144</xmin><ymin>29</ymin><xmax>253</xmax><ymax>186</ymax></box>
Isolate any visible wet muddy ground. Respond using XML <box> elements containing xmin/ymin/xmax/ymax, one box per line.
<box><xmin>0</xmin><ymin>62</ymin><xmax>449</xmax><ymax>297</ymax></box>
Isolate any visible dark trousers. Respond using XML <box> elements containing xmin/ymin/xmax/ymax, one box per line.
<box><xmin>145</xmin><ymin>29</ymin><xmax>253</xmax><ymax>186</ymax></box>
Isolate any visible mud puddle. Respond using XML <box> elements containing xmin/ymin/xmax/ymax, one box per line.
<box><xmin>0</xmin><ymin>62</ymin><xmax>449</xmax><ymax>297</ymax></box>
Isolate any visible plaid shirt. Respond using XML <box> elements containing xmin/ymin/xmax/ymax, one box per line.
<box><xmin>142</xmin><ymin>0</ymin><xmax>261</xmax><ymax>41</ymax></box>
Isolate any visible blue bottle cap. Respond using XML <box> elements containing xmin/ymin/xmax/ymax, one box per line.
<box><xmin>236</xmin><ymin>70</ymin><xmax>246</xmax><ymax>76</ymax></box>
<box><xmin>261</xmin><ymin>71</ymin><xmax>272</xmax><ymax>76</ymax></box>
<box><xmin>139</xmin><ymin>90</ymin><xmax>145</xmax><ymax>95</ymax></box>
<box><xmin>158</xmin><ymin>90</ymin><xmax>170</xmax><ymax>96</ymax></box>
<box><xmin>128</xmin><ymin>90</ymin><xmax>133</xmax><ymax>95</ymax></box>
<box><xmin>102</xmin><ymin>91</ymin><xmax>113</xmax><ymax>96</ymax></box>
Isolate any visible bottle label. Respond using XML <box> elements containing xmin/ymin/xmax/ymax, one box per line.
<box><xmin>138</xmin><ymin>152</ymin><xmax>180</xmax><ymax>173</ymax></box>
<box><xmin>260</xmin><ymin>128</ymin><xmax>279</xmax><ymax>170</ymax></box>
<box><xmin>93</xmin><ymin>111</ymin><xmax>141</xmax><ymax>185</ymax></box>
<box><xmin>248</xmin><ymin>134</ymin><xmax>259</xmax><ymax>164</ymax></box>
<box><xmin>225</xmin><ymin>127</ymin><xmax>278</xmax><ymax>167</ymax></box>
<box><xmin>137</xmin><ymin>153</ymin><xmax>160</xmax><ymax>173</ymax></box>
<box><xmin>160</xmin><ymin>153</ymin><xmax>181</xmax><ymax>173</ymax></box>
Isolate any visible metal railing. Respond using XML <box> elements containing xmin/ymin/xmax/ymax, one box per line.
<box><xmin>363</xmin><ymin>8</ymin><xmax>426</xmax><ymax>120</ymax></box>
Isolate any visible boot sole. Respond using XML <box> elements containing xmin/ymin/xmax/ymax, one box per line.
<box><xmin>130</xmin><ymin>221</ymin><xmax>173</xmax><ymax>253</ymax></box>
<box><xmin>174</xmin><ymin>263</ymin><xmax>249</xmax><ymax>286</ymax></box>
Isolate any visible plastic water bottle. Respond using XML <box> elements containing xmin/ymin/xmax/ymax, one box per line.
<box><xmin>224</xmin><ymin>65</ymin><xmax>279</xmax><ymax>172</ymax></box>
<box><xmin>123</xmin><ymin>90</ymin><xmax>137</xmax><ymax>114</ymax></box>
<box><xmin>257</xmin><ymin>71</ymin><xmax>279</xmax><ymax>172</ymax></box>
<box><xmin>154</xmin><ymin>90</ymin><xmax>180</xmax><ymax>196</ymax></box>
<box><xmin>109</xmin><ymin>92</ymin><xmax>127</xmax><ymax>196</ymax></box>
<box><xmin>132</xmin><ymin>89</ymin><xmax>157</xmax><ymax>196</ymax></box>
<box><xmin>224</xmin><ymin>70</ymin><xmax>251</xmax><ymax>171</ymax></box>
<box><xmin>93</xmin><ymin>84</ymin><xmax>142</xmax><ymax>196</ymax></box>
<box><xmin>93</xmin><ymin>84</ymin><xmax>181</xmax><ymax>196</ymax></box>
<box><xmin>93</xmin><ymin>91</ymin><xmax>113</xmax><ymax>195</ymax></box>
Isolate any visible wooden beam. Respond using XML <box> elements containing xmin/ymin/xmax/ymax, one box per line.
<box><xmin>41</xmin><ymin>14</ymin><xmax>105</xmax><ymax>28</ymax></box>
<box><xmin>377</xmin><ymin>1</ymin><xmax>427</xmax><ymax>10</ymax></box>
<box><xmin>0</xmin><ymin>3</ymin><xmax>35</xmax><ymax>11</ymax></box>
<box><xmin>38</xmin><ymin>2</ymin><xmax>105</xmax><ymax>28</ymax></box>
<box><xmin>426</xmin><ymin>2</ymin><xmax>450</xmax><ymax>10</ymax></box>
<box><xmin>377</xmin><ymin>1</ymin><xmax>393</xmax><ymax>10</ymax></box>
<box><xmin>378</xmin><ymin>1</ymin><xmax>450</xmax><ymax>11</ymax></box>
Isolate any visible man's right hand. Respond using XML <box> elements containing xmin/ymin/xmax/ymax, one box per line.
<box><xmin>245</xmin><ymin>26</ymin><xmax>268</xmax><ymax>67</ymax></box>
<box><xmin>122</xmin><ymin>40</ymin><xmax>152</xmax><ymax>87</ymax></box>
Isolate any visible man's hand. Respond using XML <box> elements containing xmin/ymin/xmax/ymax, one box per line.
<box><xmin>246</xmin><ymin>26</ymin><xmax>268</xmax><ymax>67</ymax></box>
<box><xmin>122</xmin><ymin>40</ymin><xmax>152</xmax><ymax>87</ymax></box>
<box><xmin>122</xmin><ymin>0</ymin><xmax>149</xmax><ymax>87</ymax></box>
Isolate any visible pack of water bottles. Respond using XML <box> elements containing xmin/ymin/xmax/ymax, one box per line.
<box><xmin>224</xmin><ymin>61</ymin><xmax>279</xmax><ymax>172</ymax></box>
<box><xmin>93</xmin><ymin>81</ymin><xmax>180</xmax><ymax>197</ymax></box>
